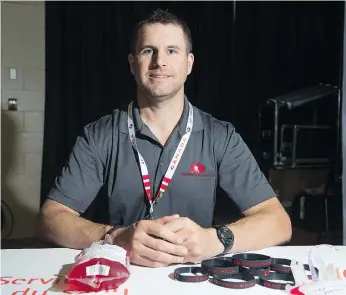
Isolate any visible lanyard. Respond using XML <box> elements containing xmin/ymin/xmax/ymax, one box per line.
<box><xmin>127</xmin><ymin>101</ymin><xmax>193</xmax><ymax>219</ymax></box>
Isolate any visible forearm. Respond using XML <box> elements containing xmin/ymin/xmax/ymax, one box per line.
<box><xmin>227</xmin><ymin>208</ymin><xmax>292</xmax><ymax>253</ymax></box>
<box><xmin>207</xmin><ymin>207</ymin><xmax>291</xmax><ymax>256</ymax></box>
<box><xmin>36</xmin><ymin>209</ymin><xmax>112</xmax><ymax>249</ymax></box>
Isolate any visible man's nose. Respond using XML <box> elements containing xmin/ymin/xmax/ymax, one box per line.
<box><xmin>152</xmin><ymin>51</ymin><xmax>167</xmax><ymax>67</ymax></box>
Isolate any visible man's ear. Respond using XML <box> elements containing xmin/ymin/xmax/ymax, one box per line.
<box><xmin>187</xmin><ymin>53</ymin><xmax>194</xmax><ymax>75</ymax></box>
<box><xmin>128</xmin><ymin>53</ymin><xmax>135</xmax><ymax>75</ymax></box>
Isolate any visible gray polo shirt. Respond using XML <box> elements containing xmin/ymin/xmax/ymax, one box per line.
<box><xmin>48</xmin><ymin>97</ymin><xmax>276</xmax><ymax>227</ymax></box>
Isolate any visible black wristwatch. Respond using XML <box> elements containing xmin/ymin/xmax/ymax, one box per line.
<box><xmin>212</xmin><ymin>225</ymin><xmax>234</xmax><ymax>255</ymax></box>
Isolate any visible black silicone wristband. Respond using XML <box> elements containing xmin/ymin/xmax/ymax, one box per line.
<box><xmin>232</xmin><ymin>253</ymin><xmax>272</xmax><ymax>268</ymax></box>
<box><xmin>270</xmin><ymin>258</ymin><xmax>292</xmax><ymax>273</ymax></box>
<box><xmin>201</xmin><ymin>257</ymin><xmax>239</xmax><ymax>275</ymax></box>
<box><xmin>174</xmin><ymin>267</ymin><xmax>209</xmax><ymax>283</ymax></box>
<box><xmin>258</xmin><ymin>272</ymin><xmax>295</xmax><ymax>290</ymax></box>
<box><xmin>239</xmin><ymin>266</ymin><xmax>271</xmax><ymax>284</ymax></box>
<box><xmin>212</xmin><ymin>272</ymin><xmax>256</xmax><ymax>289</ymax></box>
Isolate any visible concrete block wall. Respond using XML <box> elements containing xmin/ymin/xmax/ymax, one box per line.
<box><xmin>1</xmin><ymin>1</ymin><xmax>45</xmax><ymax>239</ymax></box>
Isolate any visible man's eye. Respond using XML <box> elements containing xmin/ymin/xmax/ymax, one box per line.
<box><xmin>142</xmin><ymin>49</ymin><xmax>153</xmax><ymax>55</ymax></box>
<box><xmin>168</xmin><ymin>49</ymin><xmax>177</xmax><ymax>54</ymax></box>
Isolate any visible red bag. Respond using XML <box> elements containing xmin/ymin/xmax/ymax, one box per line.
<box><xmin>66</xmin><ymin>241</ymin><xmax>131</xmax><ymax>292</ymax></box>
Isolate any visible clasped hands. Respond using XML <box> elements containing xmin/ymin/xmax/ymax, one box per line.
<box><xmin>115</xmin><ymin>214</ymin><xmax>224</xmax><ymax>267</ymax></box>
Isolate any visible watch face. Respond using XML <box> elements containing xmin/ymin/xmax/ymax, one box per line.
<box><xmin>217</xmin><ymin>226</ymin><xmax>234</xmax><ymax>252</ymax></box>
<box><xmin>221</xmin><ymin>227</ymin><xmax>234</xmax><ymax>240</ymax></box>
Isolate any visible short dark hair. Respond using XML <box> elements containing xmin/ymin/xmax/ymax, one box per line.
<box><xmin>130</xmin><ymin>8</ymin><xmax>193</xmax><ymax>54</ymax></box>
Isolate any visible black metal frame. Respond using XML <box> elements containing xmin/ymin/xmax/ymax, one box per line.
<box><xmin>258</xmin><ymin>83</ymin><xmax>339</xmax><ymax>169</ymax></box>
<box><xmin>279</xmin><ymin>124</ymin><xmax>332</xmax><ymax>167</ymax></box>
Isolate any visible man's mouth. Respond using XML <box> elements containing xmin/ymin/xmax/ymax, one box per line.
<box><xmin>149</xmin><ymin>74</ymin><xmax>171</xmax><ymax>79</ymax></box>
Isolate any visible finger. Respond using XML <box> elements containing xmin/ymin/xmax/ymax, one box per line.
<box><xmin>165</xmin><ymin>217</ymin><xmax>192</xmax><ymax>233</ymax></box>
<box><xmin>135</xmin><ymin>243</ymin><xmax>185</xmax><ymax>264</ymax></box>
<box><xmin>143</xmin><ymin>233</ymin><xmax>188</xmax><ymax>257</ymax></box>
<box><xmin>175</xmin><ymin>228</ymin><xmax>195</xmax><ymax>249</ymax></box>
<box><xmin>163</xmin><ymin>217</ymin><xmax>190</xmax><ymax>233</ymax></box>
<box><xmin>146</xmin><ymin>222</ymin><xmax>184</xmax><ymax>245</ymax></box>
<box><xmin>172</xmin><ymin>228</ymin><xmax>200</xmax><ymax>262</ymax></box>
<box><xmin>131</xmin><ymin>253</ymin><xmax>168</xmax><ymax>268</ymax></box>
<box><xmin>175</xmin><ymin>230</ymin><xmax>204</xmax><ymax>264</ymax></box>
<box><xmin>156</xmin><ymin>214</ymin><xmax>180</xmax><ymax>225</ymax></box>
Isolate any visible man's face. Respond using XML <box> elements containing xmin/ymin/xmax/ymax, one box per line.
<box><xmin>128</xmin><ymin>23</ymin><xmax>194</xmax><ymax>100</ymax></box>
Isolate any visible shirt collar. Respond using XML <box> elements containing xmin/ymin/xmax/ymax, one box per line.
<box><xmin>120</xmin><ymin>95</ymin><xmax>204</xmax><ymax>134</ymax></box>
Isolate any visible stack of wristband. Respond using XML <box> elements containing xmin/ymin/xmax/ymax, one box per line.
<box><xmin>174</xmin><ymin>253</ymin><xmax>318</xmax><ymax>290</ymax></box>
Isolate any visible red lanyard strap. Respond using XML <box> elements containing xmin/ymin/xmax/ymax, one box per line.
<box><xmin>127</xmin><ymin>101</ymin><xmax>194</xmax><ymax>218</ymax></box>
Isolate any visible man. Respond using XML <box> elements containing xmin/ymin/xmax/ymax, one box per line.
<box><xmin>37</xmin><ymin>9</ymin><xmax>292</xmax><ymax>267</ymax></box>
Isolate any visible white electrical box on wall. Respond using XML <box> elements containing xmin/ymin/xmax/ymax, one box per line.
<box><xmin>9</xmin><ymin>67</ymin><xmax>17</xmax><ymax>80</ymax></box>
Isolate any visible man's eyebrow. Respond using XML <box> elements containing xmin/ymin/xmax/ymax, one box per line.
<box><xmin>138</xmin><ymin>45</ymin><xmax>182</xmax><ymax>51</ymax></box>
<box><xmin>167</xmin><ymin>45</ymin><xmax>181</xmax><ymax>50</ymax></box>
<box><xmin>139</xmin><ymin>45</ymin><xmax>156</xmax><ymax>51</ymax></box>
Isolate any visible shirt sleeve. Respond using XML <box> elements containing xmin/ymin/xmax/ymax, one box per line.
<box><xmin>47</xmin><ymin>124</ymin><xmax>106</xmax><ymax>214</ymax></box>
<box><xmin>216</xmin><ymin>123</ymin><xmax>276</xmax><ymax>212</ymax></box>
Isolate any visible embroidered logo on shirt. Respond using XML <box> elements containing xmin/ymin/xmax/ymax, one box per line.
<box><xmin>190</xmin><ymin>162</ymin><xmax>205</xmax><ymax>174</ymax></box>
<box><xmin>181</xmin><ymin>162</ymin><xmax>216</xmax><ymax>178</ymax></box>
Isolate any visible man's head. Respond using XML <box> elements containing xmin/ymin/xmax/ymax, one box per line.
<box><xmin>128</xmin><ymin>9</ymin><xmax>194</xmax><ymax>101</ymax></box>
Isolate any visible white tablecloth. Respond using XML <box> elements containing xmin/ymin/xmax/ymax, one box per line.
<box><xmin>1</xmin><ymin>246</ymin><xmax>345</xmax><ymax>295</ymax></box>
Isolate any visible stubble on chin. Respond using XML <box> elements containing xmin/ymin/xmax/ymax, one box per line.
<box><xmin>139</xmin><ymin>83</ymin><xmax>175</xmax><ymax>101</ymax></box>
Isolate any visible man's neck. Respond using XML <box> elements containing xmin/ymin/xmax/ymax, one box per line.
<box><xmin>136</xmin><ymin>91</ymin><xmax>185</xmax><ymax>145</ymax></box>
<box><xmin>137</xmin><ymin>92</ymin><xmax>185</xmax><ymax>131</ymax></box>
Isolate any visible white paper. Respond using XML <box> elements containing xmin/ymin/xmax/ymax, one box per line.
<box><xmin>77</xmin><ymin>241</ymin><xmax>127</xmax><ymax>267</ymax></box>
<box><xmin>299</xmin><ymin>280</ymin><xmax>346</xmax><ymax>295</ymax></box>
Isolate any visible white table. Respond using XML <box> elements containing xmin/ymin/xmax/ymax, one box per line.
<box><xmin>1</xmin><ymin>246</ymin><xmax>345</xmax><ymax>295</ymax></box>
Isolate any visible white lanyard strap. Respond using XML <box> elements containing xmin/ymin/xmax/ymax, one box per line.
<box><xmin>127</xmin><ymin>101</ymin><xmax>193</xmax><ymax>217</ymax></box>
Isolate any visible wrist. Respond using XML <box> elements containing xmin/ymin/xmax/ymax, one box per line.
<box><xmin>111</xmin><ymin>225</ymin><xmax>135</xmax><ymax>248</ymax></box>
<box><xmin>102</xmin><ymin>225</ymin><xmax>121</xmax><ymax>243</ymax></box>
<box><xmin>110</xmin><ymin>227</ymin><xmax>124</xmax><ymax>243</ymax></box>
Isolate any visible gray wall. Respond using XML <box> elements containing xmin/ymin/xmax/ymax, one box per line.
<box><xmin>1</xmin><ymin>1</ymin><xmax>45</xmax><ymax>238</ymax></box>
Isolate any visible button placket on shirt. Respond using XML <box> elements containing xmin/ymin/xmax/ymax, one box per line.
<box><xmin>151</xmin><ymin>126</ymin><xmax>184</xmax><ymax>214</ymax></box>
<box><xmin>152</xmin><ymin>144</ymin><xmax>165</xmax><ymax>196</ymax></box>
<box><xmin>153</xmin><ymin>138</ymin><xmax>177</xmax><ymax>205</ymax></box>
